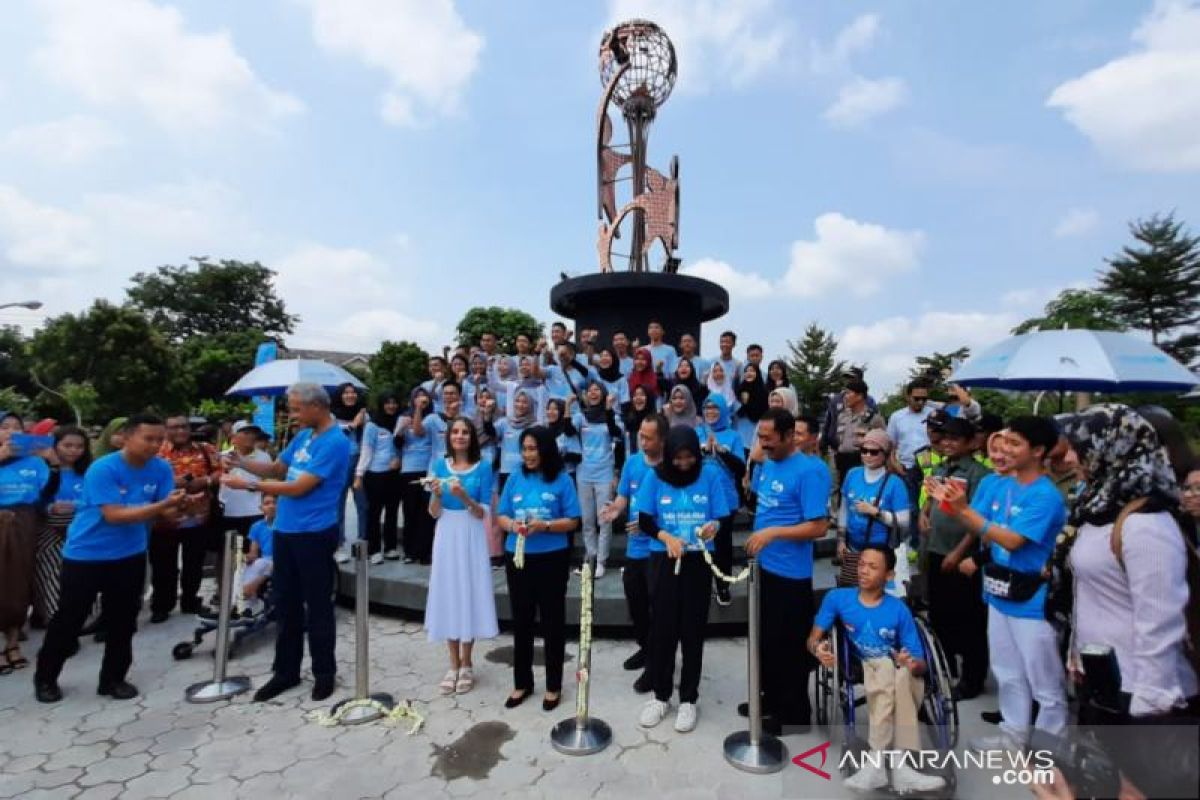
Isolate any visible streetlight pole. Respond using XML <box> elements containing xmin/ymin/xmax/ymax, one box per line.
<box><xmin>0</xmin><ymin>301</ymin><xmax>43</xmax><ymax>311</ymax></box>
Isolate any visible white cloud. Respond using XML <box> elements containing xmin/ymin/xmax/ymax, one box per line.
<box><xmin>823</xmin><ymin>75</ymin><xmax>908</xmax><ymax>127</ymax></box>
<box><xmin>298</xmin><ymin>309</ymin><xmax>443</xmax><ymax>354</ymax></box>
<box><xmin>303</xmin><ymin>0</ymin><xmax>483</xmax><ymax>127</ymax></box>
<box><xmin>782</xmin><ymin>212</ymin><xmax>925</xmax><ymax>298</ymax></box>
<box><xmin>1</xmin><ymin>115</ymin><xmax>122</xmax><ymax>164</ymax></box>
<box><xmin>0</xmin><ymin>185</ymin><xmax>96</xmax><ymax>268</ymax></box>
<box><xmin>811</xmin><ymin>13</ymin><xmax>881</xmax><ymax>73</ymax></box>
<box><xmin>32</xmin><ymin>0</ymin><xmax>303</xmax><ymax>135</ymax></box>
<box><xmin>605</xmin><ymin>0</ymin><xmax>792</xmax><ymax>91</ymax></box>
<box><xmin>680</xmin><ymin>257</ymin><xmax>772</xmax><ymax>298</ymax></box>
<box><xmin>1053</xmin><ymin>208</ymin><xmax>1100</xmax><ymax>238</ymax></box>
<box><xmin>1047</xmin><ymin>0</ymin><xmax>1200</xmax><ymax>172</ymax></box>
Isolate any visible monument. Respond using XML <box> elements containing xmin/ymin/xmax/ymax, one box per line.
<box><xmin>550</xmin><ymin>19</ymin><xmax>729</xmax><ymax>348</ymax></box>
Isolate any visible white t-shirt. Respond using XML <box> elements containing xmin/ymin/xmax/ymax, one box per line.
<box><xmin>218</xmin><ymin>449</ymin><xmax>272</xmax><ymax>519</ymax></box>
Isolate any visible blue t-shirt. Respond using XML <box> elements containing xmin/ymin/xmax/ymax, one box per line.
<box><xmin>684</xmin><ymin>355</ymin><xmax>712</xmax><ymax>381</ymax></box>
<box><xmin>972</xmin><ymin>474</ymin><xmax>1066</xmax><ymax>619</ymax></box>
<box><xmin>275</xmin><ymin>425</ymin><xmax>351</xmax><ymax>534</ymax></box>
<box><xmin>752</xmin><ymin>452</ymin><xmax>831</xmax><ymax>579</ymax></box>
<box><xmin>53</xmin><ymin>466</ymin><xmax>86</xmax><ymax>504</ymax></box>
<box><xmin>360</xmin><ymin>421</ymin><xmax>399</xmax><ymax>473</ymax></box>
<box><xmin>63</xmin><ymin>453</ymin><xmax>174</xmax><ymax>561</ymax></box>
<box><xmin>0</xmin><ymin>455</ymin><xmax>50</xmax><ymax>507</ymax></box>
<box><xmin>556</xmin><ymin>429</ymin><xmax>581</xmax><ymax>474</ymax></box>
<box><xmin>399</xmin><ymin>416</ymin><xmax>432</xmax><ymax>474</ymax></box>
<box><xmin>495</xmin><ymin>418</ymin><xmax>532</xmax><ymax>475</ymax></box>
<box><xmin>424</xmin><ymin>415</ymin><xmax>450</xmax><ymax>469</ymax></box>
<box><xmin>646</xmin><ymin>343</ymin><xmax>678</xmax><ymax>376</ymax></box>
<box><xmin>588</xmin><ymin>369</ymin><xmax>631</xmax><ymax>407</ymax></box>
<box><xmin>617</xmin><ymin>453</ymin><xmax>655</xmax><ymax>559</ymax></box>
<box><xmin>697</xmin><ymin>422</ymin><xmax>744</xmax><ymax>511</ymax></box>
<box><xmin>636</xmin><ymin>463</ymin><xmax>731</xmax><ymax>553</ymax></box>
<box><xmin>815</xmin><ymin>588</ymin><xmax>926</xmax><ymax>662</ymax></box>
<box><xmin>497</xmin><ymin>469</ymin><xmax>580</xmax><ymax>554</ymax></box>
<box><xmin>572</xmin><ymin>411</ymin><xmax>621</xmax><ymax>484</ymax></box>
<box><xmin>842</xmin><ymin>468</ymin><xmax>910</xmax><ymax>548</ymax></box>
<box><xmin>429</xmin><ymin>457</ymin><xmax>494</xmax><ymax>511</ymax></box>
<box><xmin>544</xmin><ymin>364</ymin><xmax>589</xmax><ymax>400</ymax></box>
<box><xmin>248</xmin><ymin>518</ymin><xmax>274</xmax><ymax>560</ymax></box>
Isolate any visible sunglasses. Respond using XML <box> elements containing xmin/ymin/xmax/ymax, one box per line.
<box><xmin>859</xmin><ymin>447</ymin><xmax>884</xmax><ymax>456</ymax></box>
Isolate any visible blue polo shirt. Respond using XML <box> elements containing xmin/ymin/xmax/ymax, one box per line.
<box><xmin>497</xmin><ymin>469</ymin><xmax>580</xmax><ymax>554</ymax></box>
<box><xmin>616</xmin><ymin>452</ymin><xmax>655</xmax><ymax>559</ymax></box>
<box><xmin>815</xmin><ymin>589</ymin><xmax>926</xmax><ymax>662</ymax></box>
<box><xmin>275</xmin><ymin>425</ymin><xmax>351</xmax><ymax>534</ymax></box>
<box><xmin>636</xmin><ymin>463</ymin><xmax>731</xmax><ymax>553</ymax></box>
<box><xmin>842</xmin><ymin>468</ymin><xmax>910</xmax><ymax>549</ymax></box>
<box><xmin>0</xmin><ymin>455</ymin><xmax>50</xmax><ymax>507</ymax></box>
<box><xmin>752</xmin><ymin>452</ymin><xmax>831</xmax><ymax>579</ymax></box>
<box><xmin>429</xmin><ymin>457</ymin><xmax>493</xmax><ymax>511</ymax></box>
<box><xmin>63</xmin><ymin>452</ymin><xmax>174</xmax><ymax>561</ymax></box>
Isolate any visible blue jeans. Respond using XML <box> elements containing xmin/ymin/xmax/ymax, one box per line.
<box><xmin>337</xmin><ymin>461</ymin><xmax>368</xmax><ymax>546</ymax></box>
<box><xmin>271</xmin><ymin>527</ymin><xmax>338</xmax><ymax>680</ymax></box>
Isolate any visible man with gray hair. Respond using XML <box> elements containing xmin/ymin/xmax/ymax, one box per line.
<box><xmin>220</xmin><ymin>382</ymin><xmax>350</xmax><ymax>702</ymax></box>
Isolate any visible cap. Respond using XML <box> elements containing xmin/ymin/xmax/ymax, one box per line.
<box><xmin>940</xmin><ymin>416</ymin><xmax>976</xmax><ymax>439</ymax></box>
<box><xmin>231</xmin><ymin>420</ymin><xmax>263</xmax><ymax>435</ymax></box>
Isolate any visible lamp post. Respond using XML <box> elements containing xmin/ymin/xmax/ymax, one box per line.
<box><xmin>0</xmin><ymin>301</ymin><xmax>43</xmax><ymax>311</ymax></box>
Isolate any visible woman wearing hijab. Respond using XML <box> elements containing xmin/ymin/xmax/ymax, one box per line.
<box><xmin>669</xmin><ymin>359</ymin><xmax>708</xmax><ymax>408</ymax></box>
<box><xmin>354</xmin><ymin>392</ymin><xmax>403</xmax><ymax>564</ymax></box>
<box><xmin>835</xmin><ymin>429</ymin><xmax>910</xmax><ymax>587</ymax></box>
<box><xmin>768</xmin><ymin>386</ymin><xmax>799</xmax><ymax>417</ymax></box>
<box><xmin>94</xmin><ymin>417</ymin><xmax>128</xmax><ymax>458</ymax></box>
<box><xmin>733</xmin><ymin>363</ymin><xmax>768</xmax><ymax>452</ymax></box>
<box><xmin>627</xmin><ymin>348</ymin><xmax>661</xmax><ymax>412</ymax></box>
<box><xmin>665</xmin><ymin>385</ymin><xmax>699</xmax><ymax>430</ymax></box>
<box><xmin>0</xmin><ymin>413</ymin><xmax>50</xmax><ymax>672</ymax></box>
<box><xmin>396</xmin><ymin>388</ymin><xmax>435</xmax><ymax>564</ymax></box>
<box><xmin>765</xmin><ymin>360</ymin><xmax>791</xmax><ymax>392</ymax></box>
<box><xmin>544</xmin><ymin>399</ymin><xmax>581</xmax><ymax>477</ymax></box>
<box><xmin>462</xmin><ymin>353</ymin><xmax>490</xmax><ymax>417</ymax></box>
<box><xmin>697</xmin><ymin>394</ymin><xmax>746</xmax><ymax>608</ymax></box>
<box><xmin>571</xmin><ymin>380</ymin><xmax>624</xmax><ymax>578</ymax></box>
<box><xmin>636</xmin><ymin>426</ymin><xmax>731</xmax><ymax>733</ymax></box>
<box><xmin>331</xmin><ymin>383</ymin><xmax>369</xmax><ymax>561</ymax></box>
<box><xmin>590</xmin><ymin>346</ymin><xmax>630</xmax><ymax>411</ymax></box>
<box><xmin>495</xmin><ymin>389</ymin><xmax>539</xmax><ymax>491</ymax></box>
<box><xmin>1056</xmin><ymin>405</ymin><xmax>1199</xmax><ymax>797</ymax></box>
<box><xmin>623</xmin><ymin>385</ymin><xmax>655</xmax><ymax>456</ymax></box>
<box><xmin>705</xmin><ymin>361</ymin><xmax>737</xmax><ymax>410</ymax></box>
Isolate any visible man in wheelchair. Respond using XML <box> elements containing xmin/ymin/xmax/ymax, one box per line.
<box><xmin>808</xmin><ymin>545</ymin><xmax>946</xmax><ymax>795</ymax></box>
<box><xmin>200</xmin><ymin>495</ymin><xmax>275</xmax><ymax>620</ymax></box>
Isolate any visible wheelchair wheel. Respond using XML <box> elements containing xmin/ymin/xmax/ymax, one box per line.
<box><xmin>915</xmin><ymin>615</ymin><xmax>959</xmax><ymax>749</ymax></box>
<box><xmin>172</xmin><ymin>642</ymin><xmax>194</xmax><ymax>660</ymax></box>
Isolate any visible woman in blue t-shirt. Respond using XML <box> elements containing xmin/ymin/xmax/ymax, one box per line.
<box><xmin>836</xmin><ymin>429</ymin><xmax>910</xmax><ymax>587</ymax></box>
<box><xmin>697</xmin><ymin>394</ymin><xmax>746</xmax><ymax>608</ymax></box>
<box><xmin>33</xmin><ymin>426</ymin><xmax>92</xmax><ymax>627</ymax></box>
<box><xmin>571</xmin><ymin>381</ymin><xmax>624</xmax><ymax>578</ymax></box>
<box><xmin>495</xmin><ymin>426</ymin><xmax>581</xmax><ymax>711</ymax></box>
<box><xmin>543</xmin><ymin>399</ymin><xmax>581</xmax><ymax>477</ymax></box>
<box><xmin>331</xmin><ymin>382</ymin><xmax>369</xmax><ymax>558</ymax></box>
<box><xmin>396</xmin><ymin>387</ymin><xmax>435</xmax><ymax>564</ymax></box>
<box><xmin>0</xmin><ymin>414</ymin><xmax>51</xmax><ymax>670</ymax></box>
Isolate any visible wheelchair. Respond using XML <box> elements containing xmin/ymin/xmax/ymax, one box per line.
<box><xmin>172</xmin><ymin>579</ymin><xmax>276</xmax><ymax>661</ymax></box>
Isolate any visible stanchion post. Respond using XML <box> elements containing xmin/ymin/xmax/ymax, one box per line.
<box><xmin>185</xmin><ymin>529</ymin><xmax>251</xmax><ymax>703</ymax></box>
<box><xmin>723</xmin><ymin>559</ymin><xmax>786</xmax><ymax>772</ymax></box>
<box><xmin>329</xmin><ymin>540</ymin><xmax>395</xmax><ymax>725</ymax></box>
<box><xmin>550</xmin><ymin>556</ymin><xmax>612</xmax><ymax>755</ymax></box>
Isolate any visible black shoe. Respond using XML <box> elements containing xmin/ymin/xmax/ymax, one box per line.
<box><xmin>622</xmin><ymin>650</ymin><xmax>646</xmax><ymax>671</ymax></box>
<box><xmin>150</xmin><ymin>610</ymin><xmax>169</xmax><ymax>624</ymax></box>
<box><xmin>180</xmin><ymin>599</ymin><xmax>203</xmax><ymax>614</ymax></box>
<box><xmin>504</xmin><ymin>689</ymin><xmax>532</xmax><ymax>709</ymax></box>
<box><xmin>542</xmin><ymin>693</ymin><xmax>561</xmax><ymax>712</ymax></box>
<box><xmin>715</xmin><ymin>585</ymin><xmax>732</xmax><ymax>607</ymax></box>
<box><xmin>98</xmin><ymin>680</ymin><xmax>139</xmax><ymax>700</ymax></box>
<box><xmin>311</xmin><ymin>675</ymin><xmax>335</xmax><ymax>701</ymax></box>
<box><xmin>633</xmin><ymin>673</ymin><xmax>653</xmax><ymax>694</ymax></box>
<box><xmin>981</xmin><ymin>710</ymin><xmax>1003</xmax><ymax>725</ymax></box>
<box><xmin>35</xmin><ymin>679</ymin><xmax>63</xmax><ymax>703</ymax></box>
<box><xmin>254</xmin><ymin>675</ymin><xmax>301</xmax><ymax>702</ymax></box>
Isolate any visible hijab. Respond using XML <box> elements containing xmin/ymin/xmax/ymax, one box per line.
<box><xmin>627</xmin><ymin>348</ymin><xmax>659</xmax><ymax>400</ymax></box>
<box><xmin>406</xmin><ymin>386</ymin><xmax>434</xmax><ymax>420</ymax></box>
<box><xmin>583</xmin><ymin>379</ymin><xmax>609</xmax><ymax>424</ymax></box>
<box><xmin>665</xmin><ymin>385</ymin><xmax>698</xmax><ymax>429</ymax></box>
<box><xmin>656</xmin><ymin>425</ymin><xmax>704</xmax><ymax>488</ymax></box>
<box><xmin>706</xmin><ymin>363</ymin><xmax>736</xmax><ymax>407</ymax></box>
<box><xmin>95</xmin><ymin>416</ymin><xmax>128</xmax><ymax>457</ymax></box>
<box><xmin>595</xmin><ymin>346</ymin><xmax>623</xmax><ymax>384</ymax></box>
<box><xmin>544</xmin><ymin>398</ymin><xmax>572</xmax><ymax>438</ymax></box>
<box><xmin>769</xmin><ymin>386</ymin><xmax>799</xmax><ymax>416</ymax></box>
<box><xmin>1060</xmin><ymin>404</ymin><xmax>1179</xmax><ymax>527</ymax></box>
<box><xmin>373</xmin><ymin>392</ymin><xmax>401</xmax><ymax>433</ymax></box>
<box><xmin>671</xmin><ymin>358</ymin><xmax>706</xmax><ymax>406</ymax></box>
<box><xmin>332</xmin><ymin>382</ymin><xmax>366</xmax><ymax>442</ymax></box>
<box><xmin>700</xmin><ymin>393</ymin><xmax>732</xmax><ymax>432</ymax></box>
<box><xmin>734</xmin><ymin>364</ymin><xmax>768</xmax><ymax>422</ymax></box>
<box><xmin>509</xmin><ymin>388</ymin><xmax>538</xmax><ymax>430</ymax></box>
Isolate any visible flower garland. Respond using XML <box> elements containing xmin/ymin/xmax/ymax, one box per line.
<box><xmin>513</xmin><ymin>527</ymin><xmax>527</xmax><ymax>569</ymax></box>
<box><xmin>575</xmin><ymin>561</ymin><xmax>594</xmax><ymax>720</ymax></box>
<box><xmin>304</xmin><ymin>698</ymin><xmax>425</xmax><ymax>733</ymax></box>
<box><xmin>231</xmin><ymin>533</ymin><xmax>247</xmax><ymax>616</ymax></box>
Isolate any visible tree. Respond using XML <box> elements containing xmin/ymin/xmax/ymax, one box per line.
<box><xmin>1011</xmin><ymin>289</ymin><xmax>1124</xmax><ymax>335</ymax></box>
<box><xmin>174</xmin><ymin>329</ymin><xmax>267</xmax><ymax>407</ymax></box>
<box><xmin>368</xmin><ymin>340</ymin><xmax>430</xmax><ymax>398</ymax></box>
<box><xmin>29</xmin><ymin>301</ymin><xmax>183</xmax><ymax>421</ymax></box>
<box><xmin>0</xmin><ymin>326</ymin><xmax>35</xmax><ymax>398</ymax></box>
<box><xmin>1098</xmin><ymin>213</ymin><xmax>1200</xmax><ymax>364</ymax></box>
<box><xmin>454</xmin><ymin>307</ymin><xmax>542</xmax><ymax>351</ymax></box>
<box><xmin>909</xmin><ymin>347</ymin><xmax>972</xmax><ymax>396</ymax></box>
<box><xmin>786</xmin><ymin>323</ymin><xmax>846</xmax><ymax>417</ymax></box>
<box><xmin>126</xmin><ymin>257</ymin><xmax>298</xmax><ymax>342</ymax></box>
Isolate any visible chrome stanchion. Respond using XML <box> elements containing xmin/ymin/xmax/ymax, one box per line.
<box><xmin>723</xmin><ymin>559</ymin><xmax>786</xmax><ymax>772</ymax></box>
<box><xmin>551</xmin><ymin>556</ymin><xmax>612</xmax><ymax>755</ymax></box>
<box><xmin>329</xmin><ymin>540</ymin><xmax>394</xmax><ymax>725</ymax></box>
<box><xmin>186</xmin><ymin>529</ymin><xmax>251</xmax><ymax>703</ymax></box>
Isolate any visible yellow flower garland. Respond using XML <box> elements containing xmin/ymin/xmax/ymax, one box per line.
<box><xmin>304</xmin><ymin>699</ymin><xmax>425</xmax><ymax>732</ymax></box>
<box><xmin>575</xmin><ymin>561</ymin><xmax>594</xmax><ymax>720</ymax></box>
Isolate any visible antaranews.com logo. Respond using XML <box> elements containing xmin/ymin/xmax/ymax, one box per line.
<box><xmin>792</xmin><ymin>741</ymin><xmax>1055</xmax><ymax>787</ymax></box>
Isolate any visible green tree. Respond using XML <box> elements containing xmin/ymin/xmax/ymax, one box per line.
<box><xmin>0</xmin><ymin>326</ymin><xmax>35</xmax><ymax>397</ymax></box>
<box><xmin>368</xmin><ymin>340</ymin><xmax>430</xmax><ymax>398</ymax></box>
<box><xmin>126</xmin><ymin>257</ymin><xmax>298</xmax><ymax>342</ymax></box>
<box><xmin>1098</xmin><ymin>213</ymin><xmax>1200</xmax><ymax>364</ymax></box>
<box><xmin>910</xmin><ymin>347</ymin><xmax>971</xmax><ymax>390</ymax></box>
<box><xmin>1011</xmin><ymin>289</ymin><xmax>1124</xmax><ymax>335</ymax></box>
<box><xmin>29</xmin><ymin>301</ymin><xmax>183</xmax><ymax>421</ymax></box>
<box><xmin>454</xmin><ymin>307</ymin><xmax>542</xmax><ymax>351</ymax></box>
<box><xmin>174</xmin><ymin>329</ymin><xmax>268</xmax><ymax>406</ymax></box>
<box><xmin>0</xmin><ymin>387</ymin><xmax>32</xmax><ymax>418</ymax></box>
<box><xmin>786</xmin><ymin>323</ymin><xmax>846</xmax><ymax>417</ymax></box>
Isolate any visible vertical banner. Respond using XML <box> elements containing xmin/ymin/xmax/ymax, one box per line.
<box><xmin>252</xmin><ymin>342</ymin><xmax>278</xmax><ymax>438</ymax></box>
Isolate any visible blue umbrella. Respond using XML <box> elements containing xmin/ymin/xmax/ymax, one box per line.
<box><xmin>226</xmin><ymin>359</ymin><xmax>367</xmax><ymax>398</ymax></box>
<box><xmin>950</xmin><ymin>330</ymin><xmax>1198</xmax><ymax>393</ymax></box>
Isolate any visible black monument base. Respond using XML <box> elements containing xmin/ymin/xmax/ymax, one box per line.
<box><xmin>550</xmin><ymin>272</ymin><xmax>729</xmax><ymax>347</ymax></box>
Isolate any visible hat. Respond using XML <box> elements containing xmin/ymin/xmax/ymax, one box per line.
<box><xmin>925</xmin><ymin>409</ymin><xmax>950</xmax><ymax>431</ymax></box>
<box><xmin>861</xmin><ymin>429</ymin><xmax>893</xmax><ymax>453</ymax></box>
<box><xmin>940</xmin><ymin>416</ymin><xmax>976</xmax><ymax>439</ymax></box>
<box><xmin>232</xmin><ymin>420</ymin><xmax>263</xmax><ymax>435</ymax></box>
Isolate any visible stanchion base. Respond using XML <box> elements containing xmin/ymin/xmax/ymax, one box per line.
<box><xmin>330</xmin><ymin>693</ymin><xmax>395</xmax><ymax>726</ymax></box>
<box><xmin>550</xmin><ymin>718</ymin><xmax>612</xmax><ymax>756</ymax></box>
<box><xmin>723</xmin><ymin>730</ymin><xmax>787</xmax><ymax>774</ymax></box>
<box><xmin>185</xmin><ymin>676</ymin><xmax>252</xmax><ymax>704</ymax></box>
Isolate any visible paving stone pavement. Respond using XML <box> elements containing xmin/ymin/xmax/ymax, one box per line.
<box><xmin>0</xmin><ymin>576</ymin><xmax>1034</xmax><ymax>800</ymax></box>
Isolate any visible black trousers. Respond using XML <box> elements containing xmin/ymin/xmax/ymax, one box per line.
<box><xmin>714</xmin><ymin>514</ymin><xmax>734</xmax><ymax>580</ymax></box>
<box><xmin>148</xmin><ymin>525</ymin><xmax>208</xmax><ymax>613</ymax></box>
<box><xmin>505</xmin><ymin>547</ymin><xmax>569</xmax><ymax>693</ymax></box>
<box><xmin>399</xmin><ymin>472</ymin><xmax>434</xmax><ymax>563</ymax></box>
<box><xmin>272</xmin><ymin>528</ymin><xmax>338</xmax><ymax>680</ymax></box>
<box><xmin>759</xmin><ymin>569</ymin><xmax>814</xmax><ymax>724</ymax></box>
<box><xmin>363</xmin><ymin>471</ymin><xmax>402</xmax><ymax>555</ymax></box>
<box><xmin>926</xmin><ymin>552</ymin><xmax>988</xmax><ymax>690</ymax></box>
<box><xmin>623</xmin><ymin>556</ymin><xmax>654</xmax><ymax>654</ymax></box>
<box><xmin>36</xmin><ymin>553</ymin><xmax>145</xmax><ymax>687</ymax></box>
<box><xmin>649</xmin><ymin>551</ymin><xmax>712</xmax><ymax>704</ymax></box>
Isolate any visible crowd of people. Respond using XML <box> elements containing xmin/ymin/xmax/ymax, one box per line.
<box><xmin>1</xmin><ymin>317</ymin><xmax>1198</xmax><ymax>798</ymax></box>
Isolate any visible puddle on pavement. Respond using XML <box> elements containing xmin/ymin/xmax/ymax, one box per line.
<box><xmin>430</xmin><ymin>721</ymin><xmax>516</xmax><ymax>781</ymax></box>
<box><xmin>484</xmin><ymin>645</ymin><xmax>573</xmax><ymax>666</ymax></box>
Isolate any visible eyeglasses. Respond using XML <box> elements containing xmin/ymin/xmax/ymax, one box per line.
<box><xmin>911</xmin><ymin>396</ymin><xmax>929</xmax><ymax>403</ymax></box>
<box><xmin>859</xmin><ymin>447</ymin><xmax>884</xmax><ymax>456</ymax></box>
<box><xmin>1183</xmin><ymin>485</ymin><xmax>1200</xmax><ymax>497</ymax></box>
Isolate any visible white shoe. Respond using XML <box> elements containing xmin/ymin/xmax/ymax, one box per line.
<box><xmin>890</xmin><ymin>763</ymin><xmax>946</xmax><ymax>795</ymax></box>
<box><xmin>334</xmin><ymin>549</ymin><xmax>351</xmax><ymax>564</ymax></box>
<box><xmin>595</xmin><ymin>563</ymin><xmax>606</xmax><ymax>579</ymax></box>
<box><xmin>843</xmin><ymin>758</ymin><xmax>888</xmax><ymax>793</ymax></box>
<box><xmin>673</xmin><ymin>702</ymin><xmax>698</xmax><ymax>732</ymax></box>
<box><xmin>638</xmin><ymin>699</ymin><xmax>669</xmax><ymax>728</ymax></box>
<box><xmin>383</xmin><ymin>549</ymin><xmax>401</xmax><ymax>560</ymax></box>
<box><xmin>369</xmin><ymin>553</ymin><xmax>384</xmax><ymax>566</ymax></box>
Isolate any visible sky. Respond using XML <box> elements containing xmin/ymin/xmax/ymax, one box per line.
<box><xmin>1</xmin><ymin>0</ymin><xmax>1198</xmax><ymax>396</ymax></box>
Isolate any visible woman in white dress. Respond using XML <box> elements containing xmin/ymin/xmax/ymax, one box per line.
<box><xmin>425</xmin><ymin>417</ymin><xmax>498</xmax><ymax>695</ymax></box>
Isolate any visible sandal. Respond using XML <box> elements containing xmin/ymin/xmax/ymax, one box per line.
<box><xmin>439</xmin><ymin>669</ymin><xmax>459</xmax><ymax>695</ymax></box>
<box><xmin>455</xmin><ymin>666</ymin><xmax>474</xmax><ymax>694</ymax></box>
<box><xmin>5</xmin><ymin>647</ymin><xmax>28</xmax><ymax>670</ymax></box>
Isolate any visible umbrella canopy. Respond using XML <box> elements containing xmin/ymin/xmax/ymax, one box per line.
<box><xmin>226</xmin><ymin>359</ymin><xmax>367</xmax><ymax>398</ymax></box>
<box><xmin>950</xmin><ymin>330</ymin><xmax>1199</xmax><ymax>393</ymax></box>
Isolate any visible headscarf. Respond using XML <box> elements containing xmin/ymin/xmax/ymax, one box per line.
<box><xmin>766</xmin><ymin>359</ymin><xmax>791</xmax><ymax>391</ymax></box>
<box><xmin>509</xmin><ymin>388</ymin><xmax>538</xmax><ymax>430</ymax></box>
<box><xmin>656</xmin><ymin>425</ymin><xmax>703</xmax><ymax>488</ymax></box>
<box><xmin>373</xmin><ymin>392</ymin><xmax>401</xmax><ymax>433</ymax></box>
<box><xmin>595</xmin><ymin>346</ymin><xmax>623</xmax><ymax>384</ymax></box>
<box><xmin>700</xmin><ymin>393</ymin><xmax>732</xmax><ymax>432</ymax></box>
<box><xmin>665</xmin><ymin>385</ymin><xmax>698</xmax><ymax>429</ymax></box>
<box><xmin>95</xmin><ymin>416</ymin><xmax>127</xmax><ymax>457</ymax></box>
<box><xmin>670</xmin><ymin>358</ymin><xmax>706</xmax><ymax>406</ymax></box>
<box><xmin>406</xmin><ymin>386</ymin><xmax>435</xmax><ymax>419</ymax></box>
<box><xmin>769</xmin><ymin>386</ymin><xmax>799</xmax><ymax>416</ymax></box>
<box><xmin>332</xmin><ymin>382</ymin><xmax>366</xmax><ymax>442</ymax></box>
<box><xmin>1060</xmin><ymin>404</ymin><xmax>1179</xmax><ymax>526</ymax></box>
<box><xmin>545</xmin><ymin>398</ymin><xmax>571</xmax><ymax>438</ymax></box>
<box><xmin>734</xmin><ymin>364</ymin><xmax>768</xmax><ymax>422</ymax></box>
<box><xmin>627</xmin><ymin>348</ymin><xmax>659</xmax><ymax>401</ymax></box>
<box><xmin>705</xmin><ymin>362</ymin><xmax>736</xmax><ymax>407</ymax></box>
<box><xmin>582</xmin><ymin>379</ymin><xmax>609</xmax><ymax>424</ymax></box>
<box><xmin>860</xmin><ymin>429</ymin><xmax>892</xmax><ymax>454</ymax></box>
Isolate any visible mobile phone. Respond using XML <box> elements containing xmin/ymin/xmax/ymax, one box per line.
<box><xmin>8</xmin><ymin>433</ymin><xmax>53</xmax><ymax>456</ymax></box>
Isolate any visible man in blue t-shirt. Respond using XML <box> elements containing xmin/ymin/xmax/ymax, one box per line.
<box><xmin>929</xmin><ymin>415</ymin><xmax>1068</xmax><ymax>750</ymax></box>
<box><xmin>35</xmin><ymin>414</ymin><xmax>186</xmax><ymax>704</ymax></box>
<box><xmin>600</xmin><ymin>412</ymin><xmax>668</xmax><ymax>692</ymax></box>
<box><xmin>743</xmin><ymin>408</ymin><xmax>831</xmax><ymax>734</ymax></box>
<box><xmin>221</xmin><ymin>382</ymin><xmax>351</xmax><ymax>704</ymax></box>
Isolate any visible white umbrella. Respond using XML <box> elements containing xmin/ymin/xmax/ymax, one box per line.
<box><xmin>226</xmin><ymin>359</ymin><xmax>367</xmax><ymax>397</ymax></box>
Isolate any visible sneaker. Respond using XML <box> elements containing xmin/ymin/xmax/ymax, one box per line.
<box><xmin>715</xmin><ymin>584</ymin><xmax>732</xmax><ymax>607</ymax></box>
<box><xmin>673</xmin><ymin>702</ymin><xmax>698</xmax><ymax>733</ymax></box>
<box><xmin>334</xmin><ymin>550</ymin><xmax>351</xmax><ymax>564</ymax></box>
<box><xmin>369</xmin><ymin>553</ymin><xmax>384</xmax><ymax>566</ymax></box>
<box><xmin>384</xmin><ymin>549</ymin><xmax>401</xmax><ymax>560</ymax></box>
<box><xmin>638</xmin><ymin>699</ymin><xmax>669</xmax><ymax>728</ymax></box>
<box><xmin>595</xmin><ymin>563</ymin><xmax>606</xmax><ymax>579</ymax></box>
<box><xmin>843</xmin><ymin>758</ymin><xmax>889</xmax><ymax>792</ymax></box>
<box><xmin>890</xmin><ymin>763</ymin><xmax>946</xmax><ymax>794</ymax></box>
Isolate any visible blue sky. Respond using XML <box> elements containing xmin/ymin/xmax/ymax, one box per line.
<box><xmin>1</xmin><ymin>0</ymin><xmax>1197</xmax><ymax>394</ymax></box>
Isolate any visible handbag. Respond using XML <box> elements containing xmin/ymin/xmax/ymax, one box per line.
<box><xmin>838</xmin><ymin>473</ymin><xmax>895</xmax><ymax>586</ymax></box>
